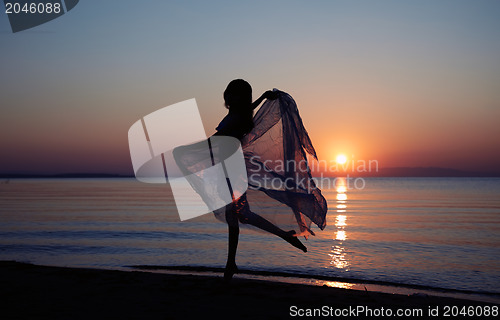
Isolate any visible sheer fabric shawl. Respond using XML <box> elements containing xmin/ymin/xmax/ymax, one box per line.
<box><xmin>215</xmin><ymin>90</ymin><xmax>327</xmax><ymax>237</ymax></box>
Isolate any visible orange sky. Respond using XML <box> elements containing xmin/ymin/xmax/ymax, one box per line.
<box><xmin>1</xmin><ymin>1</ymin><xmax>499</xmax><ymax>175</ymax></box>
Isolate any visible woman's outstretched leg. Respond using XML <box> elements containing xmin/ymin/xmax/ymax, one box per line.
<box><xmin>224</xmin><ymin>205</ymin><xmax>239</xmax><ymax>282</ymax></box>
<box><xmin>239</xmin><ymin>210</ymin><xmax>307</xmax><ymax>252</ymax></box>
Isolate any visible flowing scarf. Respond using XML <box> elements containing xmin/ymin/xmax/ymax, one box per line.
<box><xmin>175</xmin><ymin>90</ymin><xmax>327</xmax><ymax>237</ymax></box>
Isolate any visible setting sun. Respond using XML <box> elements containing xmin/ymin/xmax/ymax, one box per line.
<box><xmin>336</xmin><ymin>154</ymin><xmax>347</xmax><ymax>165</ymax></box>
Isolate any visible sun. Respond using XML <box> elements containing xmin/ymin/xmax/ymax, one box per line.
<box><xmin>336</xmin><ymin>154</ymin><xmax>347</xmax><ymax>165</ymax></box>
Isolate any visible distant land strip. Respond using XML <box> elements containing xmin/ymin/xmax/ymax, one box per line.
<box><xmin>0</xmin><ymin>167</ymin><xmax>499</xmax><ymax>178</ymax></box>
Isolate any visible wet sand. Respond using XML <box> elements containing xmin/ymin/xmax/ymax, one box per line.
<box><xmin>0</xmin><ymin>261</ymin><xmax>496</xmax><ymax>319</ymax></box>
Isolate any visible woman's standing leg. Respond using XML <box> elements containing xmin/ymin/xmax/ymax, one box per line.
<box><xmin>224</xmin><ymin>204</ymin><xmax>239</xmax><ymax>281</ymax></box>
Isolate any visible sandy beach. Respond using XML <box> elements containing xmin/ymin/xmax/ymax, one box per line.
<box><xmin>1</xmin><ymin>261</ymin><xmax>497</xmax><ymax>319</ymax></box>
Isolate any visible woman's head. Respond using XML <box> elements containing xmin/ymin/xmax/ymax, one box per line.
<box><xmin>224</xmin><ymin>79</ymin><xmax>252</xmax><ymax>112</ymax></box>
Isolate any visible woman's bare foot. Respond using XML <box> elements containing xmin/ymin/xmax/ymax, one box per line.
<box><xmin>284</xmin><ymin>230</ymin><xmax>307</xmax><ymax>252</ymax></box>
<box><xmin>224</xmin><ymin>262</ymin><xmax>239</xmax><ymax>282</ymax></box>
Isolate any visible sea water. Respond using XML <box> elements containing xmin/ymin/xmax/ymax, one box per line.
<box><xmin>0</xmin><ymin>178</ymin><xmax>499</xmax><ymax>295</ymax></box>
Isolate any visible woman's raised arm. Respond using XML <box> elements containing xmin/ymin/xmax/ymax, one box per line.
<box><xmin>251</xmin><ymin>90</ymin><xmax>278</xmax><ymax>110</ymax></box>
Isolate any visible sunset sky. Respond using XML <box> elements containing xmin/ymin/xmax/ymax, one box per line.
<box><xmin>1</xmin><ymin>1</ymin><xmax>499</xmax><ymax>175</ymax></box>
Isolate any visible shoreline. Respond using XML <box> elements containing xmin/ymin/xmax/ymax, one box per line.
<box><xmin>127</xmin><ymin>265</ymin><xmax>500</xmax><ymax>304</ymax></box>
<box><xmin>129</xmin><ymin>265</ymin><xmax>500</xmax><ymax>295</ymax></box>
<box><xmin>1</xmin><ymin>261</ymin><xmax>497</xmax><ymax>319</ymax></box>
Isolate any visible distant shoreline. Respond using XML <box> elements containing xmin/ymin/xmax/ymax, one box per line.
<box><xmin>1</xmin><ymin>167</ymin><xmax>500</xmax><ymax>179</ymax></box>
<box><xmin>0</xmin><ymin>173</ymin><xmax>134</xmax><ymax>179</ymax></box>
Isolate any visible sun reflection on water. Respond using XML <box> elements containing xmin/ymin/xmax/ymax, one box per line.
<box><xmin>336</xmin><ymin>215</ymin><xmax>347</xmax><ymax>226</ymax></box>
<box><xmin>329</xmin><ymin>177</ymin><xmax>350</xmax><ymax>270</ymax></box>
<box><xmin>336</xmin><ymin>230</ymin><xmax>346</xmax><ymax>241</ymax></box>
<box><xmin>336</xmin><ymin>185</ymin><xmax>347</xmax><ymax>193</ymax></box>
<box><xmin>314</xmin><ymin>280</ymin><xmax>355</xmax><ymax>290</ymax></box>
<box><xmin>336</xmin><ymin>193</ymin><xmax>347</xmax><ymax>201</ymax></box>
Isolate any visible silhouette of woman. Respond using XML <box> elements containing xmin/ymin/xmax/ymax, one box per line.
<box><xmin>214</xmin><ymin>79</ymin><xmax>308</xmax><ymax>281</ymax></box>
<box><xmin>174</xmin><ymin>79</ymin><xmax>327</xmax><ymax>282</ymax></box>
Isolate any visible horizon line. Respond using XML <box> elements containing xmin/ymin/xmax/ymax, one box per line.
<box><xmin>1</xmin><ymin>166</ymin><xmax>500</xmax><ymax>178</ymax></box>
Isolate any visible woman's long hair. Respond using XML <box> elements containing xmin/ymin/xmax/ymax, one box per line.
<box><xmin>224</xmin><ymin>79</ymin><xmax>254</xmax><ymax>134</ymax></box>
